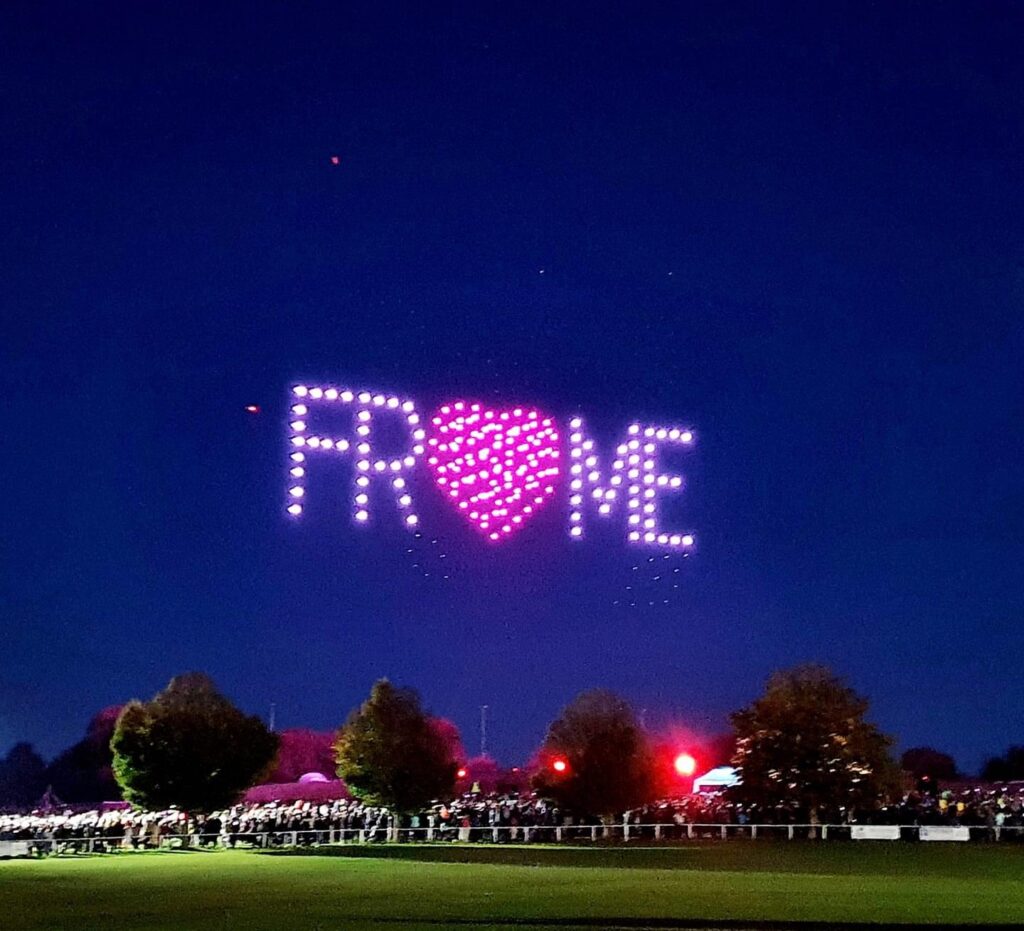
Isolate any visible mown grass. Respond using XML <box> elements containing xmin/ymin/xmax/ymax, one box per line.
<box><xmin>3</xmin><ymin>841</ymin><xmax>1024</xmax><ymax>929</ymax></box>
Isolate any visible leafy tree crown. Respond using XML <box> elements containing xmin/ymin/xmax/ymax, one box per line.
<box><xmin>111</xmin><ymin>672</ymin><xmax>278</xmax><ymax>813</ymax></box>
<box><xmin>334</xmin><ymin>679</ymin><xmax>458</xmax><ymax>812</ymax></box>
<box><xmin>729</xmin><ymin>664</ymin><xmax>897</xmax><ymax>816</ymax></box>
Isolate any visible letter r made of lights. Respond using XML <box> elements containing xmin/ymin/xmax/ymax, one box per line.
<box><xmin>287</xmin><ymin>385</ymin><xmax>696</xmax><ymax>550</ymax></box>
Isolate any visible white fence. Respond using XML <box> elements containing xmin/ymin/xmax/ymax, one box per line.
<box><xmin>8</xmin><ymin>822</ymin><xmax>1021</xmax><ymax>856</ymax></box>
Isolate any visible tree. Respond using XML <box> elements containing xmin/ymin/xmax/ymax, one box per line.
<box><xmin>0</xmin><ymin>743</ymin><xmax>47</xmax><ymax>809</ymax></box>
<box><xmin>981</xmin><ymin>746</ymin><xmax>1024</xmax><ymax>782</ymax></box>
<box><xmin>901</xmin><ymin>747</ymin><xmax>959</xmax><ymax>782</ymax></box>
<box><xmin>429</xmin><ymin>716</ymin><xmax>467</xmax><ymax>769</ymax></box>
<box><xmin>461</xmin><ymin>755</ymin><xmax>501</xmax><ymax>794</ymax></box>
<box><xmin>334</xmin><ymin>680</ymin><xmax>458</xmax><ymax>818</ymax></box>
<box><xmin>730</xmin><ymin>664</ymin><xmax>898</xmax><ymax>819</ymax></box>
<box><xmin>533</xmin><ymin>689</ymin><xmax>656</xmax><ymax>820</ymax></box>
<box><xmin>266</xmin><ymin>729</ymin><xmax>336</xmax><ymax>783</ymax></box>
<box><xmin>111</xmin><ymin>673</ymin><xmax>278</xmax><ymax>814</ymax></box>
<box><xmin>47</xmin><ymin>706</ymin><xmax>123</xmax><ymax>802</ymax></box>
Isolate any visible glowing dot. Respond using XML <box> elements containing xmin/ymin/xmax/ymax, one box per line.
<box><xmin>406</xmin><ymin>514</ymin><xmax>418</xmax><ymax>526</ymax></box>
<box><xmin>682</xmin><ymin>535</ymin><xmax>694</xmax><ymax>546</ymax></box>
<box><xmin>293</xmin><ymin>385</ymin><xmax>308</xmax><ymax>397</ymax></box>
<box><xmin>287</xmin><ymin>503</ymin><xmax>302</xmax><ymax>515</ymax></box>
<box><xmin>289</xmin><ymin>487</ymin><xmax>304</xmax><ymax>498</ymax></box>
<box><xmin>325</xmin><ymin>388</ymin><xmax>338</xmax><ymax>400</ymax></box>
<box><xmin>355</xmin><ymin>509</ymin><xmax>368</xmax><ymax>521</ymax></box>
<box><xmin>674</xmin><ymin>753</ymin><xmax>696</xmax><ymax>777</ymax></box>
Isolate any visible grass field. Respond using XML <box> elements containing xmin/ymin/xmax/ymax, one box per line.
<box><xmin>3</xmin><ymin>842</ymin><xmax>1024</xmax><ymax>929</ymax></box>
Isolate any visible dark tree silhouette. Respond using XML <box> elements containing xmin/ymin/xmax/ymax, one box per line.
<box><xmin>0</xmin><ymin>743</ymin><xmax>47</xmax><ymax>809</ymax></box>
<box><xmin>901</xmin><ymin>747</ymin><xmax>959</xmax><ymax>781</ymax></box>
<box><xmin>47</xmin><ymin>705</ymin><xmax>123</xmax><ymax>802</ymax></box>
<box><xmin>533</xmin><ymin>689</ymin><xmax>656</xmax><ymax>820</ymax></box>
<box><xmin>982</xmin><ymin>746</ymin><xmax>1024</xmax><ymax>782</ymax></box>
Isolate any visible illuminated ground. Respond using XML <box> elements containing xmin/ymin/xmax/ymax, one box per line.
<box><xmin>3</xmin><ymin>842</ymin><xmax>1024</xmax><ymax>929</ymax></box>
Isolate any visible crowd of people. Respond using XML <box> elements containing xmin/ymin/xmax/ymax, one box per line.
<box><xmin>6</xmin><ymin>783</ymin><xmax>1024</xmax><ymax>854</ymax></box>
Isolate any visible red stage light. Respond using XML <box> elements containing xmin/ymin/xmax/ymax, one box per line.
<box><xmin>456</xmin><ymin>768</ymin><xmax>467</xmax><ymax>779</ymax></box>
<box><xmin>552</xmin><ymin>758</ymin><xmax>568</xmax><ymax>774</ymax></box>
<box><xmin>674</xmin><ymin>753</ymin><xmax>696</xmax><ymax>777</ymax></box>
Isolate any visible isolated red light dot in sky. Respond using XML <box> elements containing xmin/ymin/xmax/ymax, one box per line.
<box><xmin>674</xmin><ymin>753</ymin><xmax>696</xmax><ymax>777</ymax></box>
<box><xmin>330</xmin><ymin>155</ymin><xmax>340</xmax><ymax>165</ymax></box>
<box><xmin>245</xmin><ymin>405</ymin><xmax>260</xmax><ymax>414</ymax></box>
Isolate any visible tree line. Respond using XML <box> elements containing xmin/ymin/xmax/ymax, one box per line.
<box><xmin>3</xmin><ymin>664</ymin><xmax>1021</xmax><ymax>819</ymax></box>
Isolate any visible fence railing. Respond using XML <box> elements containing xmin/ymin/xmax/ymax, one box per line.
<box><xmin>10</xmin><ymin>822</ymin><xmax>1024</xmax><ymax>856</ymax></box>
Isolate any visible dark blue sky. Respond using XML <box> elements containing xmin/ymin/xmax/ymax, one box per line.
<box><xmin>2</xmin><ymin>1</ymin><xmax>1022</xmax><ymax>774</ymax></box>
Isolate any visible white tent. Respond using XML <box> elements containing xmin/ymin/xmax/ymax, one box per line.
<box><xmin>692</xmin><ymin>766</ymin><xmax>740</xmax><ymax>792</ymax></box>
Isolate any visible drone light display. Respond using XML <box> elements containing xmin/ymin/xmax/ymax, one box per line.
<box><xmin>287</xmin><ymin>384</ymin><xmax>695</xmax><ymax>550</ymax></box>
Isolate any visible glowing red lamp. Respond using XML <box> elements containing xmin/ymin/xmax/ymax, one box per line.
<box><xmin>456</xmin><ymin>768</ymin><xmax>467</xmax><ymax>779</ymax></box>
<box><xmin>674</xmin><ymin>753</ymin><xmax>696</xmax><ymax>777</ymax></box>
<box><xmin>552</xmin><ymin>758</ymin><xmax>568</xmax><ymax>774</ymax></box>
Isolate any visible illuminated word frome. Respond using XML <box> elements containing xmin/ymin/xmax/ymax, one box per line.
<box><xmin>287</xmin><ymin>385</ymin><xmax>695</xmax><ymax>548</ymax></box>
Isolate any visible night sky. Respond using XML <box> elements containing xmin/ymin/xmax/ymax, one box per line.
<box><xmin>3</xmin><ymin>2</ymin><xmax>1023</xmax><ymax>774</ymax></box>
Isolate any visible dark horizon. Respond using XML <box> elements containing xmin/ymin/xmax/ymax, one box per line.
<box><xmin>2</xmin><ymin>1</ymin><xmax>1023</xmax><ymax>776</ymax></box>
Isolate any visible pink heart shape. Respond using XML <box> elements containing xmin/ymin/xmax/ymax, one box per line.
<box><xmin>426</xmin><ymin>402</ymin><xmax>561</xmax><ymax>541</ymax></box>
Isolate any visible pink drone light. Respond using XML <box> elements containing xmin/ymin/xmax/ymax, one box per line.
<box><xmin>425</xmin><ymin>402</ymin><xmax>560</xmax><ymax>541</ymax></box>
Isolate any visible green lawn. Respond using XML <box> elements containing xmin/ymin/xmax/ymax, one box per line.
<box><xmin>3</xmin><ymin>842</ymin><xmax>1024</xmax><ymax>929</ymax></box>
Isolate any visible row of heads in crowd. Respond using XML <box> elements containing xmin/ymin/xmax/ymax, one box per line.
<box><xmin>6</xmin><ymin>783</ymin><xmax>1024</xmax><ymax>838</ymax></box>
